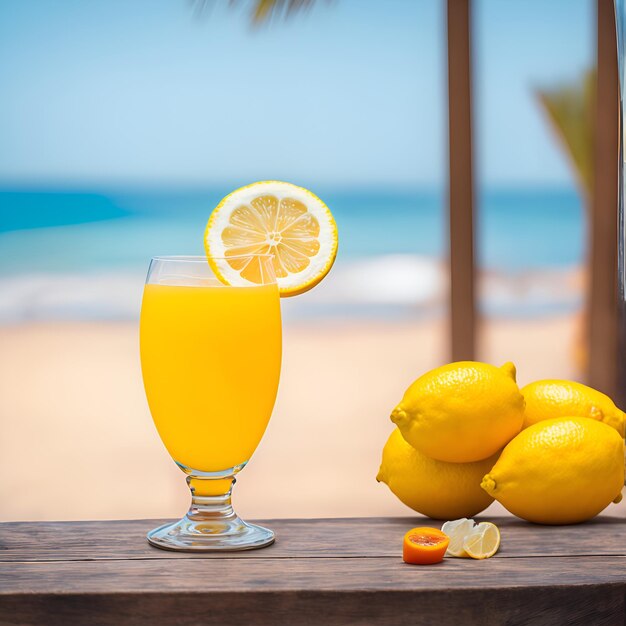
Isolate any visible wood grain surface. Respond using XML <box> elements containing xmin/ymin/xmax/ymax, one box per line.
<box><xmin>1</xmin><ymin>517</ymin><xmax>625</xmax><ymax>625</ymax></box>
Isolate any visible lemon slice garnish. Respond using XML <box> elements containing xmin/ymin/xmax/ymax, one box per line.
<box><xmin>441</xmin><ymin>518</ymin><xmax>476</xmax><ymax>557</ymax></box>
<box><xmin>462</xmin><ymin>522</ymin><xmax>501</xmax><ymax>559</ymax></box>
<box><xmin>204</xmin><ymin>181</ymin><xmax>338</xmax><ymax>296</ymax></box>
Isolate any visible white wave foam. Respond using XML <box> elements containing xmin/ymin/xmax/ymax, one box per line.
<box><xmin>305</xmin><ymin>255</ymin><xmax>445</xmax><ymax>305</ymax></box>
<box><xmin>0</xmin><ymin>255</ymin><xmax>583</xmax><ymax>324</ymax></box>
<box><xmin>479</xmin><ymin>267</ymin><xmax>583</xmax><ymax>317</ymax></box>
<box><xmin>0</xmin><ymin>271</ymin><xmax>146</xmax><ymax>323</ymax></box>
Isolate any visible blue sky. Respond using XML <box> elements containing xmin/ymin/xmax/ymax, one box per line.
<box><xmin>0</xmin><ymin>0</ymin><xmax>592</xmax><ymax>188</ymax></box>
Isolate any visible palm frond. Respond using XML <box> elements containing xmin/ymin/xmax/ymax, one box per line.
<box><xmin>188</xmin><ymin>0</ymin><xmax>325</xmax><ymax>26</ymax></box>
<box><xmin>535</xmin><ymin>69</ymin><xmax>595</xmax><ymax>200</ymax></box>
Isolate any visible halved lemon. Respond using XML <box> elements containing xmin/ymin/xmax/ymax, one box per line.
<box><xmin>441</xmin><ymin>518</ymin><xmax>476</xmax><ymax>558</ymax></box>
<box><xmin>462</xmin><ymin>522</ymin><xmax>501</xmax><ymax>560</ymax></box>
<box><xmin>204</xmin><ymin>181</ymin><xmax>338</xmax><ymax>296</ymax></box>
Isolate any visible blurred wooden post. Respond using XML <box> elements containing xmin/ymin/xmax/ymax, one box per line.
<box><xmin>588</xmin><ymin>0</ymin><xmax>619</xmax><ymax>397</ymax></box>
<box><xmin>447</xmin><ymin>0</ymin><xmax>476</xmax><ymax>361</ymax></box>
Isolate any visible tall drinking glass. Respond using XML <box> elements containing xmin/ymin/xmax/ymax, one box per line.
<box><xmin>140</xmin><ymin>255</ymin><xmax>281</xmax><ymax>551</ymax></box>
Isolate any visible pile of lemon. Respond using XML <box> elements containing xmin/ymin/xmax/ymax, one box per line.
<box><xmin>377</xmin><ymin>362</ymin><xmax>625</xmax><ymax>524</ymax></box>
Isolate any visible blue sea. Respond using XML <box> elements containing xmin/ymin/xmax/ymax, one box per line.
<box><xmin>0</xmin><ymin>186</ymin><xmax>584</xmax><ymax>322</ymax></box>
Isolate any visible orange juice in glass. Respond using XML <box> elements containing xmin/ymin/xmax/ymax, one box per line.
<box><xmin>140</xmin><ymin>255</ymin><xmax>281</xmax><ymax>551</ymax></box>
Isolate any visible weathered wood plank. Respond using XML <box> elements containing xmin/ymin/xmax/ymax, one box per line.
<box><xmin>588</xmin><ymin>0</ymin><xmax>620</xmax><ymax>397</ymax></box>
<box><xmin>1</xmin><ymin>516</ymin><xmax>626</xmax><ymax>562</ymax></box>
<box><xmin>447</xmin><ymin>0</ymin><xmax>477</xmax><ymax>361</ymax></box>
<box><xmin>1</xmin><ymin>518</ymin><xmax>625</xmax><ymax>626</ymax></box>
<box><xmin>3</xmin><ymin>555</ymin><xmax>626</xmax><ymax>594</ymax></box>
<box><xmin>1</xmin><ymin>558</ymin><xmax>625</xmax><ymax>626</ymax></box>
<box><xmin>0</xmin><ymin>585</ymin><xmax>623</xmax><ymax>626</ymax></box>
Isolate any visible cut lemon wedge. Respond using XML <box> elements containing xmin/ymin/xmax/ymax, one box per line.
<box><xmin>462</xmin><ymin>522</ymin><xmax>501</xmax><ymax>560</ymax></box>
<box><xmin>441</xmin><ymin>518</ymin><xmax>476</xmax><ymax>558</ymax></box>
<box><xmin>204</xmin><ymin>181</ymin><xmax>338</xmax><ymax>296</ymax></box>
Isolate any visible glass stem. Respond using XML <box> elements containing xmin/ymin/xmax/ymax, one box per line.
<box><xmin>186</xmin><ymin>476</ymin><xmax>237</xmax><ymax>522</ymax></box>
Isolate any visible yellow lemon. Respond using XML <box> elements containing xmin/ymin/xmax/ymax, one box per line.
<box><xmin>391</xmin><ymin>361</ymin><xmax>525</xmax><ymax>463</ymax></box>
<box><xmin>376</xmin><ymin>428</ymin><xmax>496</xmax><ymax>520</ymax></box>
<box><xmin>522</xmin><ymin>379</ymin><xmax>626</xmax><ymax>437</ymax></box>
<box><xmin>481</xmin><ymin>417</ymin><xmax>624</xmax><ymax>525</ymax></box>
<box><xmin>204</xmin><ymin>181</ymin><xmax>338</xmax><ymax>296</ymax></box>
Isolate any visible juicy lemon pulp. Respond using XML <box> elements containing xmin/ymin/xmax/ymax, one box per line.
<box><xmin>222</xmin><ymin>195</ymin><xmax>321</xmax><ymax>281</ymax></box>
<box><xmin>205</xmin><ymin>181</ymin><xmax>338</xmax><ymax>296</ymax></box>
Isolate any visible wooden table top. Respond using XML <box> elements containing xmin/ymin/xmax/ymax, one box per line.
<box><xmin>1</xmin><ymin>516</ymin><xmax>626</xmax><ymax>625</ymax></box>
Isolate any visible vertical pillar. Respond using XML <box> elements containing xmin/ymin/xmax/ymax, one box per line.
<box><xmin>588</xmin><ymin>0</ymin><xmax>619</xmax><ymax>397</ymax></box>
<box><xmin>447</xmin><ymin>0</ymin><xmax>476</xmax><ymax>361</ymax></box>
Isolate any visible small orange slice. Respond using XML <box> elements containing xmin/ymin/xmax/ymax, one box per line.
<box><xmin>402</xmin><ymin>527</ymin><xmax>450</xmax><ymax>565</ymax></box>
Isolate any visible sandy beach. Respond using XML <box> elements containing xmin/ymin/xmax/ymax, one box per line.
<box><xmin>1</xmin><ymin>315</ymin><xmax>623</xmax><ymax>522</ymax></box>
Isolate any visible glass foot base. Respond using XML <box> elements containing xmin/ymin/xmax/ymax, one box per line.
<box><xmin>147</xmin><ymin>516</ymin><xmax>275</xmax><ymax>552</ymax></box>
